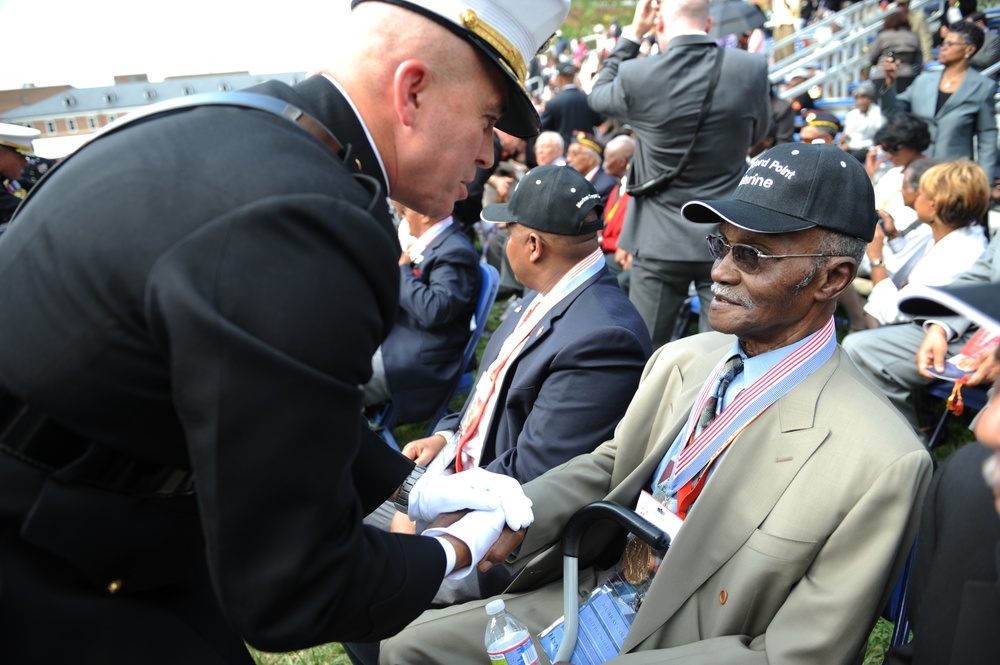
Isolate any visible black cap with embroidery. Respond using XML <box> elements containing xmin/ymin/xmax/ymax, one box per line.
<box><xmin>681</xmin><ymin>142</ymin><xmax>877</xmax><ymax>242</ymax></box>
<box><xmin>481</xmin><ymin>164</ymin><xmax>604</xmax><ymax>235</ymax></box>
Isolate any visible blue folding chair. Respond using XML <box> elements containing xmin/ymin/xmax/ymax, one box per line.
<box><xmin>372</xmin><ymin>262</ymin><xmax>500</xmax><ymax>447</ymax></box>
<box><xmin>423</xmin><ymin>262</ymin><xmax>500</xmax><ymax>436</ymax></box>
<box><xmin>670</xmin><ymin>295</ymin><xmax>701</xmax><ymax>342</ymax></box>
<box><xmin>882</xmin><ymin>536</ymin><xmax>918</xmax><ymax>648</ymax></box>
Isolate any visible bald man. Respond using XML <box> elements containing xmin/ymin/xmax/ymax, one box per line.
<box><xmin>0</xmin><ymin>1</ymin><xmax>570</xmax><ymax>662</ymax></box>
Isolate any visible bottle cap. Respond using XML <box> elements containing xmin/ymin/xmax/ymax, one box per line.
<box><xmin>485</xmin><ymin>599</ymin><xmax>506</xmax><ymax>616</ymax></box>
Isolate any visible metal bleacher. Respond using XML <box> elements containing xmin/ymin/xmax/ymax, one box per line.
<box><xmin>772</xmin><ymin>0</ymin><xmax>1000</xmax><ymax>122</ymax></box>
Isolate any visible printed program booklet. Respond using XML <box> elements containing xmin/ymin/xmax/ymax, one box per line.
<box><xmin>538</xmin><ymin>572</ymin><xmax>649</xmax><ymax>665</ymax></box>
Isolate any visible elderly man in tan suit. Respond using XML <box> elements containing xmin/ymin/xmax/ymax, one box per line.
<box><xmin>374</xmin><ymin>143</ymin><xmax>931</xmax><ymax>665</ymax></box>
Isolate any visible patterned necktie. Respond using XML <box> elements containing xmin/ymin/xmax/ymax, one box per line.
<box><xmin>673</xmin><ymin>354</ymin><xmax>745</xmax><ymax>518</ymax></box>
<box><xmin>694</xmin><ymin>355</ymin><xmax>744</xmax><ymax>437</ymax></box>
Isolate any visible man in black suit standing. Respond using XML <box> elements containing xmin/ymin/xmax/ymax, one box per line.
<box><xmin>540</xmin><ymin>62</ymin><xmax>604</xmax><ymax>148</ymax></box>
<box><xmin>590</xmin><ymin>0</ymin><xmax>770</xmax><ymax>347</ymax></box>
<box><xmin>0</xmin><ymin>0</ymin><xmax>568</xmax><ymax>662</ymax></box>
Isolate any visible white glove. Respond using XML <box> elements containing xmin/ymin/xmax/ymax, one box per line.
<box><xmin>408</xmin><ymin>467</ymin><xmax>534</xmax><ymax>530</ymax></box>
<box><xmin>425</xmin><ymin>507</ymin><xmax>506</xmax><ymax>579</ymax></box>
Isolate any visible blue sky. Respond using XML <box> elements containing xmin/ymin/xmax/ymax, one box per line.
<box><xmin>0</xmin><ymin>0</ymin><xmax>352</xmax><ymax>90</ymax></box>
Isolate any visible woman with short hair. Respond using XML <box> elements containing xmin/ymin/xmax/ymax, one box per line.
<box><xmin>864</xmin><ymin>158</ymin><xmax>990</xmax><ymax>326</ymax></box>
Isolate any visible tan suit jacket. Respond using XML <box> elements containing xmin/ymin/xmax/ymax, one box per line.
<box><xmin>379</xmin><ymin>332</ymin><xmax>932</xmax><ymax>664</ymax></box>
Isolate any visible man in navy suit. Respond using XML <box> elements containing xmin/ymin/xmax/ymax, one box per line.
<box><xmin>398</xmin><ymin>165</ymin><xmax>651</xmax><ymax>488</ymax></box>
<box><xmin>363</xmin><ymin>203</ymin><xmax>480</xmax><ymax>424</ymax></box>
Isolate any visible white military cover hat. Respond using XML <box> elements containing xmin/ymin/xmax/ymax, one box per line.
<box><xmin>0</xmin><ymin>123</ymin><xmax>39</xmax><ymax>157</ymax></box>
<box><xmin>352</xmin><ymin>0</ymin><xmax>570</xmax><ymax>138</ymax></box>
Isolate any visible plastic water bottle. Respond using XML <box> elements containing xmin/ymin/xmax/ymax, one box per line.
<box><xmin>485</xmin><ymin>599</ymin><xmax>539</xmax><ymax>665</ymax></box>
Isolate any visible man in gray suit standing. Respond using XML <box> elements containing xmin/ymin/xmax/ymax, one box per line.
<box><xmin>589</xmin><ymin>0</ymin><xmax>770</xmax><ymax>347</ymax></box>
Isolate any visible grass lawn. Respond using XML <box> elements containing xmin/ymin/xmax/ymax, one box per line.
<box><xmin>249</xmin><ymin>302</ymin><xmax>981</xmax><ymax>665</ymax></box>
<box><xmin>250</xmin><ymin>643</ymin><xmax>352</xmax><ymax>665</ymax></box>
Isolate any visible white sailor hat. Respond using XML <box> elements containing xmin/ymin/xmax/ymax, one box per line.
<box><xmin>352</xmin><ymin>0</ymin><xmax>570</xmax><ymax>138</ymax></box>
<box><xmin>0</xmin><ymin>122</ymin><xmax>39</xmax><ymax>157</ymax></box>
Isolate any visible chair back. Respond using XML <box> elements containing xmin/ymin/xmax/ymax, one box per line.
<box><xmin>423</xmin><ymin>261</ymin><xmax>500</xmax><ymax>436</ymax></box>
<box><xmin>882</xmin><ymin>536</ymin><xmax>918</xmax><ymax>648</ymax></box>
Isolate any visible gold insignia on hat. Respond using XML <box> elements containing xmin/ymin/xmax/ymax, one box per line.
<box><xmin>537</xmin><ymin>31</ymin><xmax>557</xmax><ymax>55</ymax></box>
<box><xmin>573</xmin><ymin>132</ymin><xmax>603</xmax><ymax>156</ymax></box>
<box><xmin>805</xmin><ymin>113</ymin><xmax>840</xmax><ymax>131</ymax></box>
<box><xmin>460</xmin><ymin>9</ymin><xmax>527</xmax><ymax>82</ymax></box>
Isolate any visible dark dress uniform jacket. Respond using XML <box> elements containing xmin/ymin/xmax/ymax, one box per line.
<box><xmin>0</xmin><ymin>76</ymin><xmax>445</xmax><ymax>663</ymax></box>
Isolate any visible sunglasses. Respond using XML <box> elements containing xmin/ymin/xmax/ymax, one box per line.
<box><xmin>706</xmin><ymin>234</ymin><xmax>838</xmax><ymax>273</ymax></box>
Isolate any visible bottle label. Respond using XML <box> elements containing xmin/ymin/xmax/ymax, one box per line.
<box><xmin>487</xmin><ymin>632</ymin><xmax>539</xmax><ymax>665</ymax></box>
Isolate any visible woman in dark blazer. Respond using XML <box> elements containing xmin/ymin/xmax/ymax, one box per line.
<box><xmin>881</xmin><ymin>20</ymin><xmax>998</xmax><ymax>176</ymax></box>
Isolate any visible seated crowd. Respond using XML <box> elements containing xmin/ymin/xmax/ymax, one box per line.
<box><xmin>4</xmin><ymin>0</ymin><xmax>999</xmax><ymax>663</ymax></box>
<box><xmin>349</xmin><ymin>3</ymin><xmax>1000</xmax><ymax>663</ymax></box>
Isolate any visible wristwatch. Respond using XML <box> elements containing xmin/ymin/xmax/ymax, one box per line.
<box><xmin>870</xmin><ymin>258</ymin><xmax>885</xmax><ymax>268</ymax></box>
<box><xmin>394</xmin><ymin>464</ymin><xmax>427</xmax><ymax>515</ymax></box>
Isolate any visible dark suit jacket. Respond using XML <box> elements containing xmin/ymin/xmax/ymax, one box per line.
<box><xmin>383</xmin><ymin>223</ymin><xmax>479</xmax><ymax>422</ymax></box>
<box><xmin>589</xmin><ymin>35</ymin><xmax>770</xmax><ymax>261</ymax></box>
<box><xmin>885</xmin><ymin>442</ymin><xmax>1000</xmax><ymax>665</ymax></box>
<box><xmin>436</xmin><ymin>267</ymin><xmax>652</xmax><ymax>483</ymax></box>
<box><xmin>0</xmin><ymin>75</ymin><xmax>445</xmax><ymax>658</ymax></box>
<box><xmin>588</xmin><ymin>165</ymin><xmax>619</xmax><ymax>209</ymax></box>
<box><xmin>540</xmin><ymin>85</ymin><xmax>603</xmax><ymax>147</ymax></box>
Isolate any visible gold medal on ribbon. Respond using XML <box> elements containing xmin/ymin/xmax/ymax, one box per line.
<box><xmin>622</xmin><ymin>537</ymin><xmax>656</xmax><ymax>585</ymax></box>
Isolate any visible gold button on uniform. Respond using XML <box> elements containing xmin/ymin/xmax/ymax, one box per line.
<box><xmin>719</xmin><ymin>589</ymin><xmax>728</xmax><ymax>605</ymax></box>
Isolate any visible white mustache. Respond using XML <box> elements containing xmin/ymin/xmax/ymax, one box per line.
<box><xmin>711</xmin><ymin>283</ymin><xmax>754</xmax><ymax>308</ymax></box>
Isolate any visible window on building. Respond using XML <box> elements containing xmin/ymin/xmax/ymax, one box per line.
<box><xmin>45</xmin><ymin>121</ymin><xmax>56</xmax><ymax>134</ymax></box>
<box><xmin>88</xmin><ymin>117</ymin><xmax>98</xmax><ymax>129</ymax></box>
<box><xmin>67</xmin><ymin>118</ymin><xmax>78</xmax><ymax>132</ymax></box>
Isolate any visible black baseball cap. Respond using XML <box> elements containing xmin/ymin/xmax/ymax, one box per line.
<box><xmin>898</xmin><ymin>283</ymin><xmax>1000</xmax><ymax>334</ymax></box>
<box><xmin>481</xmin><ymin>164</ymin><xmax>604</xmax><ymax>235</ymax></box>
<box><xmin>681</xmin><ymin>142</ymin><xmax>878</xmax><ymax>242</ymax></box>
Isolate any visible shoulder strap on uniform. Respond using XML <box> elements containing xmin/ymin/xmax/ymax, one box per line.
<box><xmin>10</xmin><ymin>91</ymin><xmax>344</xmax><ymax>220</ymax></box>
